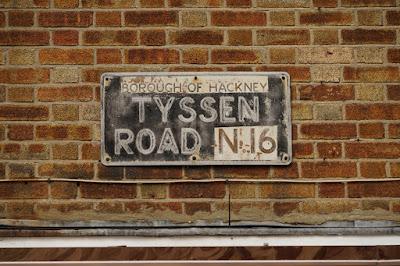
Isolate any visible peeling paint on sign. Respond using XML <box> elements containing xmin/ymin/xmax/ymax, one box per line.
<box><xmin>101</xmin><ymin>72</ymin><xmax>292</xmax><ymax>166</ymax></box>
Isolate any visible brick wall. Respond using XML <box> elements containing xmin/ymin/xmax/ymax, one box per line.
<box><xmin>0</xmin><ymin>0</ymin><xmax>399</xmax><ymax>227</ymax></box>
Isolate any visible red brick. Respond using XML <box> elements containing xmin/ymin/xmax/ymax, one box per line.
<box><xmin>125</xmin><ymin>166</ymin><xmax>182</xmax><ymax>179</ymax></box>
<box><xmin>7</xmin><ymin>87</ymin><xmax>34</xmax><ymax>102</ymax></box>
<box><xmin>50</xmin><ymin>182</ymin><xmax>78</xmax><ymax>199</ymax></box>
<box><xmin>36</xmin><ymin>202</ymin><xmax>92</xmax><ymax>216</ymax></box>
<box><xmin>39</xmin><ymin>11</ymin><xmax>93</xmax><ymax>27</ymax></box>
<box><xmin>97</xmin><ymin>164</ymin><xmax>123</xmax><ymax>180</ymax></box>
<box><xmin>271</xmin><ymin>163</ymin><xmax>299</xmax><ymax>178</ymax></box>
<box><xmin>28</xmin><ymin>144</ymin><xmax>46</xmax><ymax>154</ymax></box>
<box><xmin>0</xmin><ymin>182</ymin><xmax>48</xmax><ymax>199</ymax></box>
<box><xmin>53</xmin><ymin>30</ymin><xmax>79</xmax><ymax>46</ymax></box>
<box><xmin>313</xmin><ymin>29</ymin><xmax>338</xmax><ymax>45</ymax></box>
<box><xmin>319</xmin><ymin>183</ymin><xmax>345</xmax><ymax>198</ymax></box>
<box><xmin>184</xmin><ymin>166</ymin><xmax>211</xmax><ymax>179</ymax></box>
<box><xmin>81</xmin><ymin>183</ymin><xmax>136</xmax><ymax>199</ymax></box>
<box><xmin>388</xmin><ymin>49</ymin><xmax>400</xmax><ymax>63</ymax></box>
<box><xmin>391</xmin><ymin>163</ymin><xmax>400</xmax><ymax>177</ymax></box>
<box><xmin>36</xmin><ymin>125</ymin><xmax>91</xmax><ymax>140</ymax></box>
<box><xmin>140</xmin><ymin>0</ymin><xmax>165</xmax><ymax>7</ymax></box>
<box><xmin>342</xmin><ymin>0</ymin><xmax>395</xmax><ymax>6</ymax></box>
<box><xmin>170</xmin><ymin>182</ymin><xmax>225</xmax><ymax>198</ymax></box>
<box><xmin>0</xmin><ymin>68</ymin><xmax>49</xmax><ymax>84</ymax></box>
<box><xmin>0</xmin><ymin>31</ymin><xmax>49</xmax><ymax>45</ymax></box>
<box><xmin>52</xmin><ymin>143</ymin><xmax>78</xmax><ymax>159</ymax></box>
<box><xmin>38</xmin><ymin>86</ymin><xmax>93</xmax><ymax>102</ymax></box>
<box><xmin>38</xmin><ymin>163</ymin><xmax>94</xmax><ymax>179</ymax></box>
<box><xmin>54</xmin><ymin>0</ymin><xmax>79</xmax><ymax>8</ymax></box>
<box><xmin>346</xmin><ymin>104</ymin><xmax>400</xmax><ymax>120</ymax></box>
<box><xmin>388</xmin><ymin>85</ymin><xmax>400</xmax><ymax>101</ymax></box>
<box><xmin>140</xmin><ymin>30</ymin><xmax>166</xmax><ymax>46</ymax></box>
<box><xmin>97</xmin><ymin>49</ymin><xmax>121</xmax><ymax>64</ymax></box>
<box><xmin>185</xmin><ymin>202</ymin><xmax>211</xmax><ymax>215</ymax></box>
<box><xmin>227</xmin><ymin>66</ymin><xmax>253</xmax><ymax>71</ymax></box>
<box><xmin>389</xmin><ymin>124</ymin><xmax>400</xmax><ymax>138</ymax></box>
<box><xmin>82</xmin><ymin>143</ymin><xmax>100</xmax><ymax>160</ymax></box>
<box><xmin>360</xmin><ymin>162</ymin><xmax>386</xmax><ymax>178</ymax></box>
<box><xmin>125</xmin><ymin>11</ymin><xmax>178</xmax><ymax>26</ymax></box>
<box><xmin>8</xmin><ymin>11</ymin><xmax>34</xmax><ymax>27</ymax></box>
<box><xmin>270</xmin><ymin>48</ymin><xmax>295</xmax><ymax>63</ymax></box>
<box><xmin>170</xmin><ymin>30</ymin><xmax>223</xmax><ymax>45</ymax></box>
<box><xmin>82</xmin><ymin>0</ymin><xmax>134</xmax><ymax>8</ymax></box>
<box><xmin>214</xmin><ymin>166</ymin><xmax>269</xmax><ymax>179</ymax></box>
<box><xmin>0</xmin><ymin>124</ymin><xmax>4</xmax><ymax>140</ymax></box>
<box><xmin>83</xmin><ymin>30</ymin><xmax>137</xmax><ymax>46</ymax></box>
<box><xmin>8</xmin><ymin>125</ymin><xmax>33</xmax><ymax>140</ymax></box>
<box><xmin>270</xmin><ymin>11</ymin><xmax>295</xmax><ymax>26</ymax></box>
<box><xmin>169</xmin><ymin>0</ymin><xmax>222</xmax><ymax>7</ymax></box>
<box><xmin>0</xmin><ymin>163</ymin><xmax>4</xmax><ymax>178</ymax></box>
<box><xmin>313</xmin><ymin>0</ymin><xmax>337</xmax><ymax>7</ymax></box>
<box><xmin>94</xmin><ymin>202</ymin><xmax>124</xmax><ymax>213</ymax></box>
<box><xmin>359</xmin><ymin>123</ymin><xmax>384</xmax><ymax>139</ymax></box>
<box><xmin>256</xmin><ymin>66</ymin><xmax>311</xmax><ymax>82</ymax></box>
<box><xmin>387</xmin><ymin>11</ymin><xmax>400</xmax><ymax>25</ymax></box>
<box><xmin>211</xmin><ymin>11</ymin><xmax>266</xmax><ymax>26</ymax></box>
<box><xmin>300</xmin><ymin>11</ymin><xmax>352</xmax><ymax>25</ymax></box>
<box><xmin>362</xmin><ymin>200</ymin><xmax>389</xmax><ymax>211</ymax></box>
<box><xmin>227</xmin><ymin>0</ymin><xmax>251</xmax><ymax>6</ymax></box>
<box><xmin>317</xmin><ymin>143</ymin><xmax>342</xmax><ymax>158</ymax></box>
<box><xmin>228</xmin><ymin>30</ymin><xmax>252</xmax><ymax>46</ymax></box>
<box><xmin>293</xmin><ymin>143</ymin><xmax>313</xmax><ymax>158</ymax></box>
<box><xmin>3</xmin><ymin>143</ymin><xmax>21</xmax><ymax>154</ymax></box>
<box><xmin>346</xmin><ymin>142</ymin><xmax>400</xmax><ymax>159</ymax></box>
<box><xmin>342</xmin><ymin>29</ymin><xmax>396</xmax><ymax>44</ymax></box>
<box><xmin>348</xmin><ymin>181</ymin><xmax>400</xmax><ymax>198</ymax></box>
<box><xmin>344</xmin><ymin>66</ymin><xmax>400</xmax><ymax>82</ymax></box>
<box><xmin>211</xmin><ymin>49</ymin><xmax>262</xmax><ymax>64</ymax></box>
<box><xmin>6</xmin><ymin>202</ymin><xmax>35</xmax><ymax>219</ymax></box>
<box><xmin>125</xmin><ymin>49</ymin><xmax>179</xmax><ymax>64</ymax></box>
<box><xmin>182</xmin><ymin>48</ymin><xmax>208</xmax><ymax>64</ymax></box>
<box><xmin>0</xmin><ymin>12</ymin><xmax>5</xmax><ymax>27</ymax></box>
<box><xmin>39</xmin><ymin>48</ymin><xmax>93</xmax><ymax>65</ymax></box>
<box><xmin>302</xmin><ymin>161</ymin><xmax>357</xmax><ymax>178</ymax></box>
<box><xmin>257</xmin><ymin>29</ymin><xmax>310</xmax><ymax>45</ymax></box>
<box><xmin>299</xmin><ymin>84</ymin><xmax>354</xmax><ymax>101</ymax></box>
<box><xmin>301</xmin><ymin>123</ymin><xmax>356</xmax><ymax>140</ymax></box>
<box><xmin>8</xmin><ymin>163</ymin><xmax>34</xmax><ymax>179</ymax></box>
<box><xmin>96</xmin><ymin>12</ymin><xmax>121</xmax><ymax>26</ymax></box>
<box><xmin>55</xmin><ymin>104</ymin><xmax>83</xmax><ymax>120</ymax></box>
<box><xmin>273</xmin><ymin>202</ymin><xmax>299</xmax><ymax>217</ymax></box>
<box><xmin>260</xmin><ymin>183</ymin><xmax>315</xmax><ymax>198</ymax></box>
<box><xmin>82</xmin><ymin>67</ymin><xmax>139</xmax><ymax>83</ymax></box>
<box><xmin>169</xmin><ymin>66</ymin><xmax>223</xmax><ymax>72</ymax></box>
<box><xmin>0</xmin><ymin>105</ymin><xmax>48</xmax><ymax>121</ymax></box>
<box><xmin>125</xmin><ymin>202</ymin><xmax>182</xmax><ymax>214</ymax></box>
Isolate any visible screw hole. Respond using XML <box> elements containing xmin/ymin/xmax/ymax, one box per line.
<box><xmin>194</xmin><ymin>76</ymin><xmax>198</xmax><ymax>80</ymax></box>
<box><xmin>281</xmin><ymin>76</ymin><xmax>286</xmax><ymax>80</ymax></box>
<box><xmin>106</xmin><ymin>157</ymin><xmax>111</xmax><ymax>162</ymax></box>
<box><xmin>192</xmin><ymin>156</ymin><xmax>197</xmax><ymax>161</ymax></box>
<box><xmin>105</xmin><ymin>77</ymin><xmax>109</xmax><ymax>81</ymax></box>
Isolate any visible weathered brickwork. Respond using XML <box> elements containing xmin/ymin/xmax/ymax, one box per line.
<box><xmin>0</xmin><ymin>0</ymin><xmax>399</xmax><ymax>226</ymax></box>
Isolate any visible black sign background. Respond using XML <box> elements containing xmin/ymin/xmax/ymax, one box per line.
<box><xmin>101</xmin><ymin>73</ymin><xmax>291</xmax><ymax>165</ymax></box>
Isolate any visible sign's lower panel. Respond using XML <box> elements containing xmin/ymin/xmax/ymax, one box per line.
<box><xmin>101</xmin><ymin>72</ymin><xmax>291</xmax><ymax>166</ymax></box>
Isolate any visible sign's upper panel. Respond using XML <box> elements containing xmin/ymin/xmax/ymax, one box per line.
<box><xmin>101</xmin><ymin>72</ymin><xmax>291</xmax><ymax>166</ymax></box>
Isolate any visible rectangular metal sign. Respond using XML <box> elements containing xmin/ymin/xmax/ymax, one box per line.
<box><xmin>101</xmin><ymin>72</ymin><xmax>292</xmax><ymax>166</ymax></box>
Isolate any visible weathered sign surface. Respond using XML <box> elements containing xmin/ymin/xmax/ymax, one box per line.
<box><xmin>101</xmin><ymin>72</ymin><xmax>291</xmax><ymax>166</ymax></box>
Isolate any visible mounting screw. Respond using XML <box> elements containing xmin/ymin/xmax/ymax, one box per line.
<box><xmin>280</xmin><ymin>152</ymin><xmax>290</xmax><ymax>163</ymax></box>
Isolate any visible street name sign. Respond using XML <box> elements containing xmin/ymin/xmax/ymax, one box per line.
<box><xmin>101</xmin><ymin>72</ymin><xmax>292</xmax><ymax>166</ymax></box>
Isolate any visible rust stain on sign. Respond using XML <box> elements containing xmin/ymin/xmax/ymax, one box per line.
<box><xmin>101</xmin><ymin>72</ymin><xmax>292</xmax><ymax>166</ymax></box>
